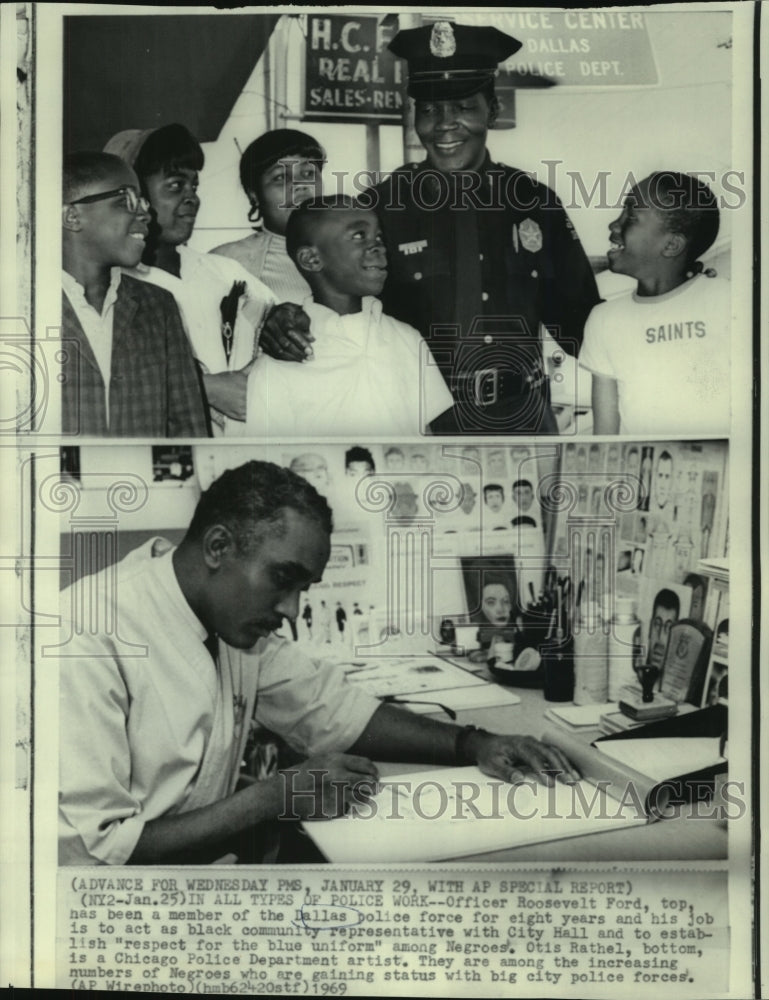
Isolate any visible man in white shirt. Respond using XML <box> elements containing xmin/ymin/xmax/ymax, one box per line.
<box><xmin>59</xmin><ymin>460</ymin><xmax>577</xmax><ymax>865</ymax></box>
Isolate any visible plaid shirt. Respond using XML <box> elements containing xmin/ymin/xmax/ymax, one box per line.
<box><xmin>61</xmin><ymin>275</ymin><xmax>210</xmax><ymax>437</ymax></box>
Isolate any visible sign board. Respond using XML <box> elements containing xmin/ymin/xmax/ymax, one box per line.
<box><xmin>455</xmin><ymin>10</ymin><xmax>658</xmax><ymax>86</ymax></box>
<box><xmin>303</xmin><ymin>14</ymin><xmax>407</xmax><ymax>123</ymax></box>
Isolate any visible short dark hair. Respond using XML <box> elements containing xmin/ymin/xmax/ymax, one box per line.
<box><xmin>240</xmin><ymin>128</ymin><xmax>324</xmax><ymax>196</ymax></box>
<box><xmin>483</xmin><ymin>483</ymin><xmax>504</xmax><ymax>498</ymax></box>
<box><xmin>512</xmin><ymin>479</ymin><xmax>533</xmax><ymax>491</ymax></box>
<box><xmin>285</xmin><ymin>194</ymin><xmax>359</xmax><ymax>262</ymax></box>
<box><xmin>482</xmin><ymin>573</ymin><xmax>512</xmax><ymax>594</ymax></box>
<box><xmin>186</xmin><ymin>460</ymin><xmax>332</xmax><ymax>553</ymax></box>
<box><xmin>645</xmin><ymin>171</ymin><xmax>720</xmax><ymax>264</ymax></box>
<box><xmin>653</xmin><ymin>588</ymin><xmax>680</xmax><ymax>616</ymax></box>
<box><xmin>133</xmin><ymin>124</ymin><xmax>204</xmax><ymax>186</ymax></box>
<box><xmin>385</xmin><ymin>447</ymin><xmax>404</xmax><ymax>459</ymax></box>
<box><xmin>63</xmin><ymin>151</ymin><xmax>127</xmax><ymax>203</ymax></box>
<box><xmin>683</xmin><ymin>573</ymin><xmax>707</xmax><ymax>597</ymax></box>
<box><xmin>345</xmin><ymin>445</ymin><xmax>375</xmax><ymax>471</ymax></box>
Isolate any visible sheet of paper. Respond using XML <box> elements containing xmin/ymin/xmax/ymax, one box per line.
<box><xmin>302</xmin><ymin>766</ymin><xmax>647</xmax><ymax>863</ymax></box>
<box><xmin>545</xmin><ymin>703</ymin><xmax>613</xmax><ymax>727</ymax></box>
<box><xmin>342</xmin><ymin>656</ymin><xmax>480</xmax><ymax>692</ymax></box>
<box><xmin>341</xmin><ymin>656</ymin><xmax>520</xmax><ymax>708</ymax></box>
<box><xmin>594</xmin><ymin>736</ymin><xmax>724</xmax><ymax>782</ymax></box>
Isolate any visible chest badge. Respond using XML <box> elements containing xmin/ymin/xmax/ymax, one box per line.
<box><xmin>519</xmin><ymin>218</ymin><xmax>543</xmax><ymax>253</ymax></box>
<box><xmin>398</xmin><ymin>239</ymin><xmax>428</xmax><ymax>256</ymax></box>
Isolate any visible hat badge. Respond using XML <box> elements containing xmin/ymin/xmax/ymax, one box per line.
<box><xmin>430</xmin><ymin>21</ymin><xmax>456</xmax><ymax>59</ymax></box>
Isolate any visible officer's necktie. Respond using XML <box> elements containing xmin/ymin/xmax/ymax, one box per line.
<box><xmin>453</xmin><ymin>183</ymin><xmax>482</xmax><ymax>341</ymax></box>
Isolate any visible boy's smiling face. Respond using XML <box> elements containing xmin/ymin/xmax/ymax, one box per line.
<box><xmin>70</xmin><ymin>162</ymin><xmax>150</xmax><ymax>269</ymax></box>
<box><xmin>607</xmin><ymin>177</ymin><xmax>674</xmax><ymax>281</ymax></box>
<box><xmin>312</xmin><ymin>208</ymin><xmax>388</xmax><ymax>300</ymax></box>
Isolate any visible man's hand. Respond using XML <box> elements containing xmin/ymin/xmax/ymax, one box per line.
<box><xmin>280</xmin><ymin>753</ymin><xmax>379</xmax><ymax>820</ymax></box>
<box><xmin>471</xmin><ymin>733</ymin><xmax>581</xmax><ymax>786</ymax></box>
<box><xmin>202</xmin><ymin>360</ymin><xmax>258</xmax><ymax>422</ymax></box>
<box><xmin>260</xmin><ymin>303</ymin><xmax>314</xmax><ymax>362</ymax></box>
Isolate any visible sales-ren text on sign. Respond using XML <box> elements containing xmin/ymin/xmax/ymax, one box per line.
<box><xmin>303</xmin><ymin>15</ymin><xmax>406</xmax><ymax>123</ymax></box>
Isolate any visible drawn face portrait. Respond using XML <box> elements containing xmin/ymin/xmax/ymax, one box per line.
<box><xmin>480</xmin><ymin>582</ymin><xmax>513</xmax><ymax>625</ymax></box>
<box><xmin>648</xmin><ymin>596</ymin><xmax>679</xmax><ymax>669</ymax></box>
<box><xmin>289</xmin><ymin>453</ymin><xmax>330</xmax><ymax>493</ymax></box>
<box><xmin>654</xmin><ymin>453</ymin><xmax>674</xmax><ymax>509</ymax></box>
<box><xmin>484</xmin><ymin>487</ymin><xmax>504</xmax><ymax>512</ymax></box>
<box><xmin>512</xmin><ymin>483</ymin><xmax>534</xmax><ymax>512</ymax></box>
<box><xmin>459</xmin><ymin>482</ymin><xmax>477</xmax><ymax>515</ymax></box>
<box><xmin>487</xmin><ymin>449</ymin><xmax>506</xmax><ymax>477</ymax></box>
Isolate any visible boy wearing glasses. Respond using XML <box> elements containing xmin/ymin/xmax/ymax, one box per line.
<box><xmin>61</xmin><ymin>151</ymin><xmax>209</xmax><ymax>436</ymax></box>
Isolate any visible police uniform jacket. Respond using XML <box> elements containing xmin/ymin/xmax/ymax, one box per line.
<box><xmin>368</xmin><ymin>155</ymin><xmax>599</xmax><ymax>404</ymax></box>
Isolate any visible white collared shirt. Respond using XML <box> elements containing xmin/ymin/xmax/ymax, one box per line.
<box><xmin>61</xmin><ymin>267</ymin><xmax>122</xmax><ymax>421</ymax></box>
<box><xmin>58</xmin><ymin>539</ymin><xmax>380</xmax><ymax>865</ymax></box>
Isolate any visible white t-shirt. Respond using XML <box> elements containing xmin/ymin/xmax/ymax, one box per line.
<box><xmin>231</xmin><ymin>296</ymin><xmax>454</xmax><ymax>437</ymax></box>
<box><xmin>579</xmin><ymin>275</ymin><xmax>730</xmax><ymax>435</ymax></box>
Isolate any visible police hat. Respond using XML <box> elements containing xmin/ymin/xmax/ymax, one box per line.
<box><xmin>388</xmin><ymin>21</ymin><xmax>521</xmax><ymax>101</ymax></box>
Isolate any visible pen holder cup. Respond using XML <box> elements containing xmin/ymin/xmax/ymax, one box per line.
<box><xmin>540</xmin><ymin>637</ymin><xmax>575</xmax><ymax>703</ymax></box>
<box><xmin>485</xmin><ymin>617</ymin><xmax>547</xmax><ymax>689</ymax></box>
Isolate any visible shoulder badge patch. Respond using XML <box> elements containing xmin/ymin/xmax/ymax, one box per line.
<box><xmin>519</xmin><ymin>218</ymin><xmax>543</xmax><ymax>253</ymax></box>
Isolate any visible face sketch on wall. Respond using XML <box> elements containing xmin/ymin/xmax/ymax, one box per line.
<box><xmin>289</xmin><ymin>453</ymin><xmax>330</xmax><ymax>494</ymax></box>
<box><xmin>653</xmin><ymin>450</ymin><xmax>674</xmax><ymax>510</ymax></box>
<box><xmin>384</xmin><ymin>447</ymin><xmax>405</xmax><ymax>471</ymax></box>
<box><xmin>648</xmin><ymin>588</ymin><xmax>680</xmax><ymax>669</ymax></box>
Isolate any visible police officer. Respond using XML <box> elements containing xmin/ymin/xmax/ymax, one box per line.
<box><xmin>367</xmin><ymin>20</ymin><xmax>599</xmax><ymax>434</ymax></box>
<box><xmin>259</xmin><ymin>20</ymin><xmax>598</xmax><ymax>435</ymax></box>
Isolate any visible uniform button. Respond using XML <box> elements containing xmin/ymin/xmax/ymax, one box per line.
<box><xmin>484</xmin><ymin>334</ymin><xmax>493</xmax><ymax>345</ymax></box>
<box><xmin>481</xmin><ymin>292</ymin><xmax>489</xmax><ymax>302</ymax></box>
<box><xmin>414</xmin><ymin>272</ymin><xmax>422</xmax><ymax>281</ymax></box>
<box><xmin>531</xmin><ymin>269</ymin><xmax>538</xmax><ymax>278</ymax></box>
<box><xmin>479</xmin><ymin>253</ymin><xmax>484</xmax><ymax>261</ymax></box>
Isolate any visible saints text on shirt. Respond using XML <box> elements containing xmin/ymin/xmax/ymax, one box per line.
<box><xmin>645</xmin><ymin>321</ymin><xmax>707</xmax><ymax>343</ymax></box>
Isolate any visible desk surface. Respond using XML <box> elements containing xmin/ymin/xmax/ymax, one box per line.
<box><xmin>377</xmin><ymin>674</ymin><xmax>728</xmax><ymax>864</ymax></box>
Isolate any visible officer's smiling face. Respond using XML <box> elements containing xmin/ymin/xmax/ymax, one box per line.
<box><xmin>415</xmin><ymin>92</ymin><xmax>493</xmax><ymax>173</ymax></box>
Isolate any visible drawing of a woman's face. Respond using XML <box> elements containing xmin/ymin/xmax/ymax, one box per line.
<box><xmin>481</xmin><ymin>582</ymin><xmax>512</xmax><ymax>625</ymax></box>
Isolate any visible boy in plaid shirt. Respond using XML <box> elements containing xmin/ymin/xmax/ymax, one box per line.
<box><xmin>61</xmin><ymin>151</ymin><xmax>209</xmax><ymax>437</ymax></box>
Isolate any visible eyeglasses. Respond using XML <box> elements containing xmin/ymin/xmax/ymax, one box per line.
<box><xmin>652</xmin><ymin>616</ymin><xmax>674</xmax><ymax>635</ymax></box>
<box><xmin>70</xmin><ymin>186</ymin><xmax>150</xmax><ymax>214</ymax></box>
